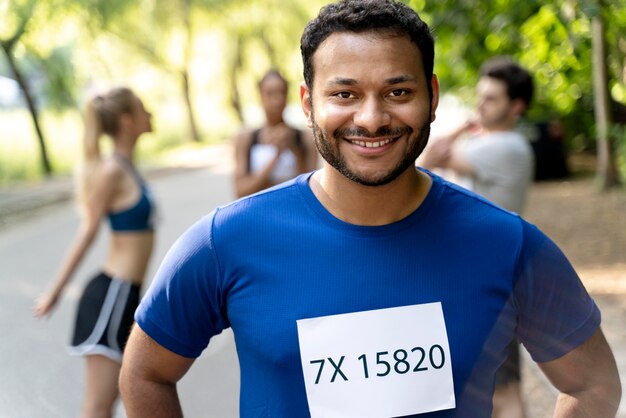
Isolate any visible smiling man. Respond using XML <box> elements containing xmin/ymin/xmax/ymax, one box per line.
<box><xmin>119</xmin><ymin>1</ymin><xmax>621</xmax><ymax>417</ymax></box>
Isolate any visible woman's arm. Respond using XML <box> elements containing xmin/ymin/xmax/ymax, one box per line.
<box><xmin>33</xmin><ymin>162</ymin><xmax>120</xmax><ymax>317</ymax></box>
<box><xmin>233</xmin><ymin>129</ymin><xmax>283</xmax><ymax>198</ymax></box>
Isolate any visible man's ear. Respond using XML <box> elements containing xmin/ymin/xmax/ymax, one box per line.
<box><xmin>511</xmin><ymin>99</ymin><xmax>527</xmax><ymax>118</ymax></box>
<box><xmin>300</xmin><ymin>82</ymin><xmax>313</xmax><ymax>128</ymax></box>
<box><xmin>430</xmin><ymin>74</ymin><xmax>440</xmax><ymax>123</ymax></box>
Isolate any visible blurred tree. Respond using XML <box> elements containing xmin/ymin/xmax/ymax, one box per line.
<box><xmin>1</xmin><ymin>0</ymin><xmax>52</xmax><ymax>175</ymax></box>
<box><xmin>589</xmin><ymin>0</ymin><xmax>621</xmax><ymax>188</ymax></box>
<box><xmin>216</xmin><ymin>0</ymin><xmax>317</xmax><ymax>123</ymax></box>
<box><xmin>76</xmin><ymin>0</ymin><xmax>234</xmax><ymax>142</ymax></box>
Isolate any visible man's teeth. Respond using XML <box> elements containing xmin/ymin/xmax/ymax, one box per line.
<box><xmin>351</xmin><ymin>138</ymin><xmax>393</xmax><ymax>148</ymax></box>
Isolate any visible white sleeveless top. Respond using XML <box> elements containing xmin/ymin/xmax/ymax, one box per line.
<box><xmin>249</xmin><ymin>144</ymin><xmax>299</xmax><ymax>184</ymax></box>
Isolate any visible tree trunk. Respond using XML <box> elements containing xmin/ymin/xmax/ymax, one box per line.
<box><xmin>229</xmin><ymin>35</ymin><xmax>244</xmax><ymax>124</ymax></box>
<box><xmin>262</xmin><ymin>32</ymin><xmax>278</xmax><ymax>69</ymax></box>
<box><xmin>1</xmin><ymin>43</ymin><xmax>52</xmax><ymax>176</ymax></box>
<box><xmin>182</xmin><ymin>70</ymin><xmax>201</xmax><ymax>142</ymax></box>
<box><xmin>591</xmin><ymin>4</ymin><xmax>620</xmax><ymax>189</ymax></box>
<box><xmin>181</xmin><ymin>0</ymin><xmax>201</xmax><ymax>142</ymax></box>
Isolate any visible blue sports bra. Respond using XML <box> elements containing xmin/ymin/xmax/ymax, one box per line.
<box><xmin>107</xmin><ymin>155</ymin><xmax>155</xmax><ymax>232</ymax></box>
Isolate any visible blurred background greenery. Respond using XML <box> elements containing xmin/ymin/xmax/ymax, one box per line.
<box><xmin>1</xmin><ymin>0</ymin><xmax>625</xmax><ymax>188</ymax></box>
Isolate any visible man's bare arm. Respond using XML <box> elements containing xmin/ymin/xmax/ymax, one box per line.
<box><xmin>120</xmin><ymin>324</ymin><xmax>196</xmax><ymax>418</ymax></box>
<box><xmin>418</xmin><ymin>120</ymin><xmax>477</xmax><ymax>174</ymax></box>
<box><xmin>538</xmin><ymin>327</ymin><xmax>621</xmax><ymax>417</ymax></box>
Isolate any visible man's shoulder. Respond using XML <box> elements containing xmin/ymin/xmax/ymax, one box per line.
<box><xmin>463</xmin><ymin>130</ymin><xmax>532</xmax><ymax>160</ymax></box>
<box><xmin>432</xmin><ymin>173</ymin><xmax>532</xmax><ymax>238</ymax></box>
<box><xmin>216</xmin><ymin>176</ymin><xmax>307</xmax><ymax>220</ymax></box>
<box><xmin>485</xmin><ymin>130</ymin><xmax>531</xmax><ymax>146</ymax></box>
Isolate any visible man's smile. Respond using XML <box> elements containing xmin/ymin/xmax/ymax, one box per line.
<box><xmin>347</xmin><ymin>137</ymin><xmax>397</xmax><ymax>148</ymax></box>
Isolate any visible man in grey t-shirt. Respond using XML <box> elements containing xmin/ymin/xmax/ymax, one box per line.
<box><xmin>420</xmin><ymin>57</ymin><xmax>535</xmax><ymax>418</ymax></box>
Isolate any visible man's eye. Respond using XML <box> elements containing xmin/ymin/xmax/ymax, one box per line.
<box><xmin>336</xmin><ymin>92</ymin><xmax>353</xmax><ymax>99</ymax></box>
<box><xmin>389</xmin><ymin>89</ymin><xmax>408</xmax><ymax>97</ymax></box>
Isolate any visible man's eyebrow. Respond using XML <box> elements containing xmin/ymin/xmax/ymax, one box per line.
<box><xmin>326</xmin><ymin>75</ymin><xmax>418</xmax><ymax>86</ymax></box>
<box><xmin>385</xmin><ymin>75</ymin><xmax>418</xmax><ymax>85</ymax></box>
<box><xmin>326</xmin><ymin>77</ymin><xmax>358</xmax><ymax>86</ymax></box>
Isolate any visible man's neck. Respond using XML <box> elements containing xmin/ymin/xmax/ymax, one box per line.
<box><xmin>482</xmin><ymin>118</ymin><xmax>517</xmax><ymax>134</ymax></box>
<box><xmin>482</xmin><ymin>127</ymin><xmax>515</xmax><ymax>135</ymax></box>
<box><xmin>309</xmin><ymin>166</ymin><xmax>432</xmax><ymax>226</ymax></box>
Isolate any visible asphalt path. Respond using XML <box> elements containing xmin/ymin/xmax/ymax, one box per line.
<box><xmin>0</xmin><ymin>162</ymin><xmax>240</xmax><ymax>417</ymax></box>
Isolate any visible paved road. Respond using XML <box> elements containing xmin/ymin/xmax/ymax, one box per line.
<box><xmin>0</xmin><ymin>158</ymin><xmax>240</xmax><ymax>417</ymax></box>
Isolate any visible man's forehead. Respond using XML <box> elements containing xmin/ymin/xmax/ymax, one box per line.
<box><xmin>477</xmin><ymin>77</ymin><xmax>507</xmax><ymax>96</ymax></box>
<box><xmin>311</xmin><ymin>32</ymin><xmax>422</xmax><ymax>78</ymax></box>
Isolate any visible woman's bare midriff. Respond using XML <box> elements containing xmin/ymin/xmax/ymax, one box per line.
<box><xmin>103</xmin><ymin>232</ymin><xmax>154</xmax><ymax>285</ymax></box>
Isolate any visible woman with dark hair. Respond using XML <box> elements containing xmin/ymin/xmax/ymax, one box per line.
<box><xmin>233</xmin><ymin>69</ymin><xmax>318</xmax><ymax>198</ymax></box>
<box><xmin>34</xmin><ymin>87</ymin><xmax>156</xmax><ymax>418</ymax></box>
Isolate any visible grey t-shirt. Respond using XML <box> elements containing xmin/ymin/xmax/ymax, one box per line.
<box><xmin>456</xmin><ymin>131</ymin><xmax>534</xmax><ymax>213</ymax></box>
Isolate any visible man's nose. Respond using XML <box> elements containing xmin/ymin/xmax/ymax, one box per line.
<box><xmin>353</xmin><ymin>96</ymin><xmax>391</xmax><ymax>134</ymax></box>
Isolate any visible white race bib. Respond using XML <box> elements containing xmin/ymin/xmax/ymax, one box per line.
<box><xmin>297</xmin><ymin>303</ymin><xmax>455</xmax><ymax>418</ymax></box>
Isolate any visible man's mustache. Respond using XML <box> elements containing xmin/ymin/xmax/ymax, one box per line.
<box><xmin>334</xmin><ymin>126</ymin><xmax>413</xmax><ymax>138</ymax></box>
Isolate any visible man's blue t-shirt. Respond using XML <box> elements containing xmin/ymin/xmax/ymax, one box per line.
<box><xmin>135</xmin><ymin>171</ymin><xmax>600</xmax><ymax>417</ymax></box>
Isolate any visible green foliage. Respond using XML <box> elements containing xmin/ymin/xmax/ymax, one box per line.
<box><xmin>409</xmin><ymin>0</ymin><xmax>625</xmax><ymax>154</ymax></box>
<box><xmin>0</xmin><ymin>109</ymin><xmax>78</xmax><ymax>183</ymax></box>
<box><xmin>79</xmin><ymin>0</ymin><xmax>137</xmax><ymax>27</ymax></box>
<box><xmin>1</xmin><ymin>0</ymin><xmax>36</xmax><ymax>41</ymax></box>
<box><xmin>518</xmin><ymin>4</ymin><xmax>593</xmax><ymax>124</ymax></box>
<box><xmin>1</xmin><ymin>0</ymin><xmax>81</xmax><ymax>110</ymax></box>
<box><xmin>36</xmin><ymin>45</ymin><xmax>78</xmax><ymax>111</ymax></box>
<box><xmin>605</xmin><ymin>0</ymin><xmax>626</xmax><ymax>104</ymax></box>
<box><xmin>216</xmin><ymin>0</ymin><xmax>323</xmax><ymax>94</ymax></box>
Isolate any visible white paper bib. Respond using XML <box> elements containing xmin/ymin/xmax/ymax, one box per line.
<box><xmin>297</xmin><ymin>302</ymin><xmax>455</xmax><ymax>418</ymax></box>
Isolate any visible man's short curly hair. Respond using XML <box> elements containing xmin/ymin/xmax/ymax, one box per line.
<box><xmin>480</xmin><ymin>57</ymin><xmax>534</xmax><ymax>108</ymax></box>
<box><xmin>301</xmin><ymin>0</ymin><xmax>435</xmax><ymax>98</ymax></box>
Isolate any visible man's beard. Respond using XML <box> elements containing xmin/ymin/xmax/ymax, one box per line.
<box><xmin>311</xmin><ymin>114</ymin><xmax>431</xmax><ymax>187</ymax></box>
<box><xmin>479</xmin><ymin>107</ymin><xmax>511</xmax><ymax>130</ymax></box>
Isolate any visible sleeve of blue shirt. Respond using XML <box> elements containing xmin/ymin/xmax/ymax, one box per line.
<box><xmin>515</xmin><ymin>221</ymin><xmax>601</xmax><ymax>363</ymax></box>
<box><xmin>135</xmin><ymin>210</ymin><xmax>229</xmax><ymax>358</ymax></box>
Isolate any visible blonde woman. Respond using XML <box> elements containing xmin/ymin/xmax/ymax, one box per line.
<box><xmin>34</xmin><ymin>87</ymin><xmax>155</xmax><ymax>418</ymax></box>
